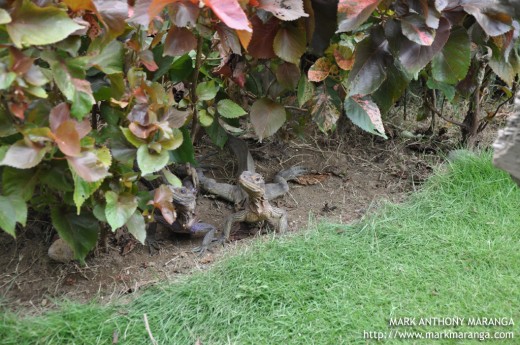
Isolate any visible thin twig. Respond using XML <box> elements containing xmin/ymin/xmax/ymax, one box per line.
<box><xmin>425</xmin><ymin>101</ymin><xmax>465</xmax><ymax>127</ymax></box>
<box><xmin>143</xmin><ymin>314</ymin><xmax>158</xmax><ymax>345</ymax></box>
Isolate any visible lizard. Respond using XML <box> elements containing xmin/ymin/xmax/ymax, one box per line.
<box><xmin>220</xmin><ymin>170</ymin><xmax>288</xmax><ymax>242</ymax></box>
<box><xmin>147</xmin><ymin>184</ymin><xmax>217</xmax><ymax>255</ymax></box>
<box><xmin>196</xmin><ymin>165</ymin><xmax>305</xmax><ymax>205</ymax></box>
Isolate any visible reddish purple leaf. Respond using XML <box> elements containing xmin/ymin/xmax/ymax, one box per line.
<box><xmin>204</xmin><ymin>0</ymin><xmax>251</xmax><ymax>32</ymax></box>
<box><xmin>49</xmin><ymin>103</ymin><xmax>71</xmax><ymax>133</ymax></box>
<box><xmin>463</xmin><ymin>2</ymin><xmax>512</xmax><ymax>37</ymax></box>
<box><xmin>346</xmin><ymin>28</ymin><xmax>392</xmax><ymax>96</ymax></box>
<box><xmin>54</xmin><ymin>120</ymin><xmax>81</xmax><ymax>157</ymax></box>
<box><xmin>168</xmin><ymin>1</ymin><xmax>200</xmax><ymax>27</ymax></box>
<box><xmin>401</xmin><ymin>14</ymin><xmax>436</xmax><ymax>46</ymax></box>
<box><xmin>148</xmin><ymin>185</ymin><xmax>176</xmax><ymax>224</ymax></box>
<box><xmin>247</xmin><ymin>15</ymin><xmax>279</xmax><ymax>59</ymax></box>
<box><xmin>337</xmin><ymin>0</ymin><xmax>381</xmax><ymax>33</ymax></box>
<box><xmin>163</xmin><ymin>25</ymin><xmax>198</xmax><ymax>56</ymax></box>
<box><xmin>0</xmin><ymin>140</ymin><xmax>47</xmax><ymax>169</ymax></box>
<box><xmin>67</xmin><ymin>150</ymin><xmax>110</xmax><ymax>182</ymax></box>
<box><xmin>276</xmin><ymin>62</ymin><xmax>301</xmax><ymax>89</ymax></box>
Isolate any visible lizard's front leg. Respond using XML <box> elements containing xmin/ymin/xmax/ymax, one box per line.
<box><xmin>190</xmin><ymin>222</ymin><xmax>217</xmax><ymax>255</ymax></box>
<box><xmin>222</xmin><ymin>210</ymin><xmax>249</xmax><ymax>242</ymax></box>
<box><xmin>271</xmin><ymin>207</ymin><xmax>288</xmax><ymax>234</ymax></box>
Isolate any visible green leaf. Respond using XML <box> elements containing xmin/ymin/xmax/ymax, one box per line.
<box><xmin>168</xmin><ymin>54</ymin><xmax>193</xmax><ymax>83</ymax></box>
<box><xmin>169</xmin><ymin>127</ymin><xmax>196</xmax><ymax>164</ymax></box>
<box><xmin>163</xmin><ymin>169</ymin><xmax>183</xmax><ymax>187</ymax></box>
<box><xmin>137</xmin><ymin>144</ymin><xmax>170</xmax><ymax>176</ymax></box>
<box><xmin>51</xmin><ymin>207</ymin><xmax>99</xmax><ymax>264</ymax></box>
<box><xmin>7</xmin><ymin>0</ymin><xmax>83</xmax><ymax>48</ymax></box>
<box><xmin>196</xmin><ymin>80</ymin><xmax>219</xmax><ymax>101</ymax></box>
<box><xmin>121</xmin><ymin>127</ymin><xmax>146</xmax><ymax>148</ymax></box>
<box><xmin>73</xmin><ymin>172</ymin><xmax>102</xmax><ymax>214</ymax></box>
<box><xmin>0</xmin><ymin>195</ymin><xmax>17</xmax><ymax>236</ymax></box>
<box><xmin>273</xmin><ymin>25</ymin><xmax>306</xmax><ymax>65</ymax></box>
<box><xmin>372</xmin><ymin>64</ymin><xmax>410</xmax><ymax>114</ymax></box>
<box><xmin>344</xmin><ymin>95</ymin><xmax>387</xmax><ymax>138</ymax></box>
<box><xmin>0</xmin><ymin>71</ymin><xmax>16</xmax><ymax>90</ymax></box>
<box><xmin>199</xmin><ymin>109</ymin><xmax>214</xmax><ymax>127</ymax></box>
<box><xmin>431</xmin><ymin>26</ymin><xmax>471</xmax><ymax>84</ymax></box>
<box><xmin>2</xmin><ymin>167</ymin><xmax>38</xmax><ymax>201</ymax></box>
<box><xmin>217</xmin><ymin>99</ymin><xmax>247</xmax><ymax>118</ymax></box>
<box><xmin>250</xmin><ymin>98</ymin><xmax>286</xmax><ymax>141</ymax></box>
<box><xmin>297</xmin><ymin>75</ymin><xmax>315</xmax><ymax>107</ymax></box>
<box><xmin>205</xmin><ymin>117</ymin><xmax>228</xmax><ymax>149</ymax></box>
<box><xmin>159</xmin><ymin>128</ymin><xmax>184</xmax><ymax>151</ymax></box>
<box><xmin>426</xmin><ymin>78</ymin><xmax>455</xmax><ymax>101</ymax></box>
<box><xmin>105</xmin><ymin>191</ymin><xmax>138</xmax><ymax>231</ymax></box>
<box><xmin>88</xmin><ymin>39</ymin><xmax>124</xmax><ymax>74</ymax></box>
<box><xmin>10</xmin><ymin>195</ymin><xmax>27</xmax><ymax>227</ymax></box>
<box><xmin>0</xmin><ymin>8</ymin><xmax>11</xmax><ymax>24</ymax></box>
<box><xmin>125</xmin><ymin>211</ymin><xmax>147</xmax><ymax>245</ymax></box>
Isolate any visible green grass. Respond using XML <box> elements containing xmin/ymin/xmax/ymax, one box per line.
<box><xmin>2</xmin><ymin>152</ymin><xmax>520</xmax><ymax>344</ymax></box>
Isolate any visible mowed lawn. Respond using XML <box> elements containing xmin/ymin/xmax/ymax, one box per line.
<box><xmin>1</xmin><ymin>152</ymin><xmax>519</xmax><ymax>344</ymax></box>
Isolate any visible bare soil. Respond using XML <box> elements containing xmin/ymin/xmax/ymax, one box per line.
<box><xmin>0</xmin><ymin>119</ymin><xmax>497</xmax><ymax>315</ymax></box>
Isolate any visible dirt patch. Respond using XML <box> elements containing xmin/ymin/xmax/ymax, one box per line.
<box><xmin>0</xmin><ymin>123</ymin><xmax>467</xmax><ymax>315</ymax></box>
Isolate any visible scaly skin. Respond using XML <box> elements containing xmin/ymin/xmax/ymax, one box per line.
<box><xmin>150</xmin><ymin>186</ymin><xmax>216</xmax><ymax>254</ymax></box>
<box><xmin>221</xmin><ymin>171</ymin><xmax>287</xmax><ymax>241</ymax></box>
<box><xmin>197</xmin><ymin>166</ymin><xmax>305</xmax><ymax>204</ymax></box>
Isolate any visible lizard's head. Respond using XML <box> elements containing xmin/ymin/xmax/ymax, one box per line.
<box><xmin>171</xmin><ymin>186</ymin><xmax>196</xmax><ymax>209</ymax></box>
<box><xmin>238</xmin><ymin>171</ymin><xmax>265</xmax><ymax>196</ymax></box>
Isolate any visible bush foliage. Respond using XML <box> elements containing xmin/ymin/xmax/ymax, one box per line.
<box><xmin>0</xmin><ymin>0</ymin><xmax>518</xmax><ymax>261</ymax></box>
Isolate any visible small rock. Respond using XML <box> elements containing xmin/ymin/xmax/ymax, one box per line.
<box><xmin>41</xmin><ymin>299</ymin><xmax>47</xmax><ymax>307</ymax></box>
<box><xmin>48</xmin><ymin>238</ymin><xmax>75</xmax><ymax>263</ymax></box>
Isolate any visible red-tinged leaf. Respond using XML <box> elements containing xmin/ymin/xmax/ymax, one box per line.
<box><xmin>139</xmin><ymin>50</ymin><xmax>159</xmax><ymax>71</ymax></box>
<box><xmin>55</xmin><ymin>120</ymin><xmax>81</xmax><ymax>157</ymax></box>
<box><xmin>308</xmin><ymin>57</ymin><xmax>331</xmax><ymax>82</ymax></box>
<box><xmin>129</xmin><ymin>122</ymin><xmax>159</xmax><ymax>139</ymax></box>
<box><xmin>344</xmin><ymin>95</ymin><xmax>386</xmax><ymax>138</ymax></box>
<box><xmin>345</xmin><ymin>29</ymin><xmax>392</xmax><ymax>96</ymax></box>
<box><xmin>204</xmin><ymin>0</ymin><xmax>251</xmax><ymax>32</ymax></box>
<box><xmin>8</xmin><ymin>102</ymin><xmax>27</xmax><ymax>120</ymax></box>
<box><xmin>216</xmin><ymin>23</ymin><xmax>242</xmax><ymax>55</ymax></box>
<box><xmin>337</xmin><ymin>0</ymin><xmax>381</xmax><ymax>33</ymax></box>
<box><xmin>49</xmin><ymin>103</ymin><xmax>71</xmax><ymax>132</ymax></box>
<box><xmin>168</xmin><ymin>1</ymin><xmax>199</xmax><ymax>27</ymax></box>
<box><xmin>256</xmin><ymin>0</ymin><xmax>309</xmax><ymax>21</ymax></box>
<box><xmin>273</xmin><ymin>25</ymin><xmax>306</xmax><ymax>64</ymax></box>
<box><xmin>387</xmin><ymin>17</ymin><xmax>451</xmax><ymax>75</ymax></box>
<box><xmin>149</xmin><ymin>185</ymin><xmax>176</xmax><ymax>224</ymax></box>
<box><xmin>250</xmin><ymin>98</ymin><xmax>286</xmax><ymax>141</ymax></box>
<box><xmin>67</xmin><ymin>149</ymin><xmax>111</xmax><ymax>182</ymax></box>
<box><xmin>94</xmin><ymin>0</ymin><xmax>129</xmax><ymax>38</ymax></box>
<box><xmin>76</xmin><ymin>119</ymin><xmax>92</xmax><ymax>138</ymax></box>
<box><xmin>401</xmin><ymin>14</ymin><xmax>436</xmax><ymax>46</ymax></box>
<box><xmin>276</xmin><ymin>62</ymin><xmax>301</xmax><ymax>89</ymax></box>
<box><xmin>334</xmin><ymin>44</ymin><xmax>355</xmax><ymax>70</ymax></box>
<box><xmin>9</xmin><ymin>47</ymin><xmax>34</xmax><ymax>75</ymax></box>
<box><xmin>463</xmin><ymin>3</ymin><xmax>512</xmax><ymax>37</ymax></box>
<box><xmin>128</xmin><ymin>103</ymin><xmax>151</xmax><ymax>125</ymax></box>
<box><xmin>63</xmin><ymin>0</ymin><xmax>96</xmax><ymax>11</ymax></box>
<box><xmin>0</xmin><ymin>140</ymin><xmax>47</xmax><ymax>169</ymax></box>
<box><xmin>164</xmin><ymin>25</ymin><xmax>197</xmax><ymax>56</ymax></box>
<box><xmin>247</xmin><ymin>16</ymin><xmax>279</xmax><ymax>59</ymax></box>
<box><xmin>312</xmin><ymin>85</ymin><xmax>341</xmax><ymax>132</ymax></box>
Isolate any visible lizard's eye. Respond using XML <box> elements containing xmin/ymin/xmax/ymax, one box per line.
<box><xmin>180</xmin><ymin>188</ymin><xmax>187</xmax><ymax>194</ymax></box>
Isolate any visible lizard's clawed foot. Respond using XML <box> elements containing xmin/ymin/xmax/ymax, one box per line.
<box><xmin>146</xmin><ymin>238</ymin><xmax>161</xmax><ymax>256</ymax></box>
<box><xmin>278</xmin><ymin>166</ymin><xmax>307</xmax><ymax>181</ymax></box>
